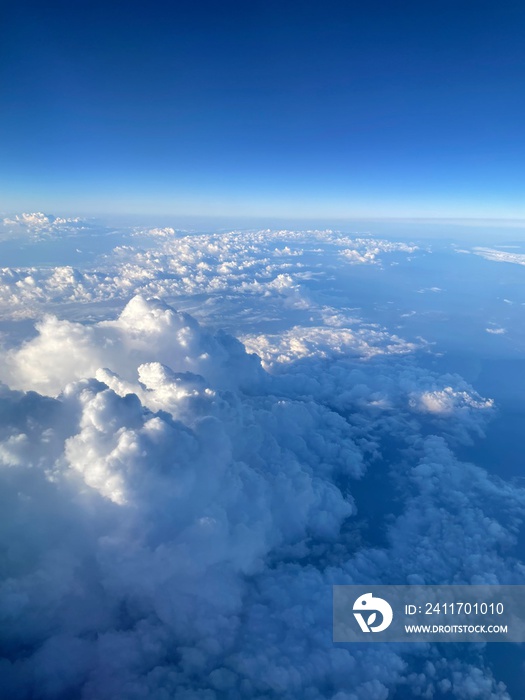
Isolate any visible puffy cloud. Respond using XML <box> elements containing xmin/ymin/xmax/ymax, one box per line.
<box><xmin>0</xmin><ymin>219</ymin><xmax>521</xmax><ymax>698</ymax></box>
<box><xmin>0</xmin><ymin>295</ymin><xmax>521</xmax><ymax>699</ymax></box>
<box><xmin>0</xmin><ymin>227</ymin><xmax>418</xmax><ymax>320</ymax></box>
<box><xmin>138</xmin><ymin>226</ymin><xmax>177</xmax><ymax>238</ymax></box>
<box><xmin>410</xmin><ymin>385</ymin><xmax>494</xmax><ymax>416</ymax></box>
<box><xmin>1</xmin><ymin>212</ymin><xmax>86</xmax><ymax>237</ymax></box>
<box><xmin>0</xmin><ymin>300</ymin><xmax>365</xmax><ymax>698</ymax></box>
<box><xmin>2</xmin><ymin>295</ymin><xmax>264</xmax><ymax>396</ymax></box>
<box><xmin>339</xmin><ymin>239</ymin><xmax>417</xmax><ymax>265</ymax></box>
<box><xmin>3</xmin><ymin>212</ymin><xmax>59</xmax><ymax>228</ymax></box>
<box><xmin>243</xmin><ymin>325</ymin><xmax>420</xmax><ymax>366</ymax></box>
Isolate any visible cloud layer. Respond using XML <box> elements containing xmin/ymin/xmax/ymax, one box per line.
<box><xmin>0</xmin><ymin>290</ymin><xmax>521</xmax><ymax>699</ymax></box>
<box><xmin>0</xmin><ymin>227</ymin><xmax>417</xmax><ymax>321</ymax></box>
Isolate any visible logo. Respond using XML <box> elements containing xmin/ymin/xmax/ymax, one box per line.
<box><xmin>353</xmin><ymin>592</ymin><xmax>393</xmax><ymax>633</ymax></box>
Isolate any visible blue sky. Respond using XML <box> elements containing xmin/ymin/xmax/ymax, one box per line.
<box><xmin>2</xmin><ymin>0</ymin><xmax>524</xmax><ymax>219</ymax></box>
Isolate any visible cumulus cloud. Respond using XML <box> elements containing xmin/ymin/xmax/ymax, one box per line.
<box><xmin>0</xmin><ymin>298</ymin><xmax>363</xmax><ymax>698</ymax></box>
<box><xmin>339</xmin><ymin>239</ymin><xmax>417</xmax><ymax>265</ymax></box>
<box><xmin>0</xmin><ymin>227</ymin><xmax>417</xmax><ymax>320</ymax></box>
<box><xmin>0</xmin><ymin>294</ymin><xmax>520</xmax><ymax>699</ymax></box>
<box><xmin>2</xmin><ymin>295</ymin><xmax>264</xmax><ymax>396</ymax></box>
<box><xmin>242</xmin><ymin>324</ymin><xmax>420</xmax><ymax>366</ymax></box>
<box><xmin>410</xmin><ymin>385</ymin><xmax>494</xmax><ymax>416</ymax></box>
<box><xmin>3</xmin><ymin>212</ymin><xmax>61</xmax><ymax>228</ymax></box>
<box><xmin>1</xmin><ymin>212</ymin><xmax>86</xmax><ymax>238</ymax></box>
<box><xmin>0</xmin><ymin>220</ymin><xmax>521</xmax><ymax>699</ymax></box>
<box><xmin>137</xmin><ymin>226</ymin><xmax>177</xmax><ymax>238</ymax></box>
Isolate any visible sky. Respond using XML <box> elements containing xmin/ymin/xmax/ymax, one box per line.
<box><xmin>2</xmin><ymin>4</ymin><xmax>525</xmax><ymax>694</ymax></box>
<box><xmin>1</xmin><ymin>0</ymin><xmax>525</xmax><ymax>219</ymax></box>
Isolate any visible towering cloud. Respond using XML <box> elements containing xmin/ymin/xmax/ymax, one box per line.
<box><xmin>0</xmin><ymin>294</ymin><xmax>521</xmax><ymax>699</ymax></box>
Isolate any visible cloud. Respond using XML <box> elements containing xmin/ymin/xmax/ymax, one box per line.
<box><xmin>0</xmin><ymin>220</ymin><xmax>521</xmax><ymax>698</ymax></box>
<box><xmin>1</xmin><ymin>212</ymin><xmax>86</xmax><ymax>238</ymax></box>
<box><xmin>0</xmin><ymin>294</ymin><xmax>520</xmax><ymax>699</ymax></box>
<box><xmin>242</xmin><ymin>324</ymin><xmax>421</xmax><ymax>366</ymax></box>
<box><xmin>2</xmin><ymin>295</ymin><xmax>264</xmax><ymax>396</ymax></box>
<box><xmin>0</xmin><ymin>299</ymin><xmax>363</xmax><ymax>698</ymax></box>
<box><xmin>137</xmin><ymin>226</ymin><xmax>177</xmax><ymax>238</ymax></box>
<box><xmin>339</xmin><ymin>239</ymin><xmax>417</xmax><ymax>265</ymax></box>
<box><xmin>0</xmin><ymin>227</ymin><xmax>418</xmax><ymax>321</ymax></box>
<box><xmin>3</xmin><ymin>212</ymin><xmax>60</xmax><ymax>228</ymax></box>
<box><xmin>410</xmin><ymin>386</ymin><xmax>494</xmax><ymax>416</ymax></box>
<box><xmin>471</xmin><ymin>247</ymin><xmax>525</xmax><ymax>266</ymax></box>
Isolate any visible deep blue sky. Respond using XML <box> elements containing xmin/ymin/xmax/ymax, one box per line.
<box><xmin>1</xmin><ymin>0</ymin><xmax>524</xmax><ymax>219</ymax></box>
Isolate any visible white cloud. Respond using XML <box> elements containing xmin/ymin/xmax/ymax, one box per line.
<box><xmin>339</xmin><ymin>238</ymin><xmax>417</xmax><ymax>265</ymax></box>
<box><xmin>3</xmin><ymin>212</ymin><xmax>59</xmax><ymax>228</ymax></box>
<box><xmin>0</xmin><ymin>228</ymin><xmax>418</xmax><ymax>321</ymax></box>
<box><xmin>0</xmin><ymin>221</ymin><xmax>520</xmax><ymax>699</ymax></box>
<box><xmin>2</xmin><ymin>295</ymin><xmax>264</xmax><ymax>396</ymax></box>
<box><xmin>242</xmin><ymin>324</ymin><xmax>420</xmax><ymax>367</ymax></box>
<box><xmin>410</xmin><ymin>386</ymin><xmax>494</xmax><ymax>416</ymax></box>
<box><xmin>2</xmin><ymin>212</ymin><xmax>86</xmax><ymax>238</ymax></box>
<box><xmin>1</xmin><ymin>298</ymin><xmax>517</xmax><ymax>699</ymax></box>
<box><xmin>472</xmin><ymin>247</ymin><xmax>525</xmax><ymax>266</ymax></box>
<box><xmin>0</xmin><ymin>300</ymin><xmax>371</xmax><ymax>697</ymax></box>
<box><xmin>138</xmin><ymin>226</ymin><xmax>177</xmax><ymax>238</ymax></box>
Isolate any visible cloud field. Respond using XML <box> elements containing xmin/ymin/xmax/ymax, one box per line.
<box><xmin>0</xmin><ymin>217</ymin><xmax>523</xmax><ymax>699</ymax></box>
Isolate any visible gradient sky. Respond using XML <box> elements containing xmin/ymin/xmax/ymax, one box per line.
<box><xmin>1</xmin><ymin>0</ymin><xmax>524</xmax><ymax>219</ymax></box>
